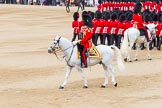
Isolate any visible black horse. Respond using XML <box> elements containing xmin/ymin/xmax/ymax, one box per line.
<box><xmin>65</xmin><ymin>0</ymin><xmax>85</xmax><ymax>13</ymax></box>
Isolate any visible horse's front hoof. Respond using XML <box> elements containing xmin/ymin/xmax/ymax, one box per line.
<box><xmin>124</xmin><ymin>58</ymin><xmax>127</xmax><ymax>62</ymax></box>
<box><xmin>129</xmin><ymin>60</ymin><xmax>132</xmax><ymax>62</ymax></box>
<box><xmin>134</xmin><ymin>59</ymin><xmax>138</xmax><ymax>61</ymax></box>
<box><xmin>59</xmin><ymin>86</ymin><xmax>64</xmax><ymax>89</ymax></box>
<box><xmin>101</xmin><ymin>85</ymin><xmax>106</xmax><ymax>88</ymax></box>
<box><xmin>83</xmin><ymin>86</ymin><xmax>88</xmax><ymax>88</ymax></box>
<box><xmin>114</xmin><ymin>83</ymin><xmax>118</xmax><ymax>87</ymax></box>
<box><xmin>148</xmin><ymin>58</ymin><xmax>152</xmax><ymax>60</ymax></box>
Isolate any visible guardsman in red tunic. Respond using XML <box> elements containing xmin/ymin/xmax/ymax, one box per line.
<box><xmin>77</xmin><ymin>14</ymin><xmax>92</xmax><ymax>68</ymax></box>
<box><xmin>93</xmin><ymin>10</ymin><xmax>103</xmax><ymax>46</ymax></box>
<box><xmin>108</xmin><ymin>12</ymin><xmax>118</xmax><ymax>45</ymax></box>
<box><xmin>132</xmin><ymin>2</ymin><xmax>150</xmax><ymax>42</ymax></box>
<box><xmin>72</xmin><ymin>12</ymin><xmax>80</xmax><ymax>41</ymax></box>
<box><xmin>116</xmin><ymin>14</ymin><xmax>125</xmax><ymax>49</ymax></box>
<box><xmin>125</xmin><ymin>13</ymin><xmax>133</xmax><ymax>30</ymax></box>
<box><xmin>102</xmin><ymin>11</ymin><xmax>110</xmax><ymax>45</ymax></box>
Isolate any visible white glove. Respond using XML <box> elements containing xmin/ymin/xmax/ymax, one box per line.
<box><xmin>72</xmin><ymin>41</ymin><xmax>77</xmax><ymax>45</ymax></box>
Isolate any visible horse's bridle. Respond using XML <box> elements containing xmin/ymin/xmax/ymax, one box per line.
<box><xmin>50</xmin><ymin>37</ymin><xmax>75</xmax><ymax>67</ymax></box>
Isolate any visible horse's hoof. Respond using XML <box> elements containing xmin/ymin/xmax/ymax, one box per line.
<box><xmin>148</xmin><ymin>58</ymin><xmax>152</xmax><ymax>60</ymax></box>
<box><xmin>114</xmin><ymin>83</ymin><xmax>118</xmax><ymax>87</ymax></box>
<box><xmin>59</xmin><ymin>86</ymin><xmax>64</xmax><ymax>89</ymax></box>
<box><xmin>101</xmin><ymin>85</ymin><xmax>106</xmax><ymax>88</ymax></box>
<box><xmin>129</xmin><ymin>60</ymin><xmax>132</xmax><ymax>62</ymax></box>
<box><xmin>83</xmin><ymin>86</ymin><xmax>88</xmax><ymax>88</ymax></box>
<box><xmin>124</xmin><ymin>58</ymin><xmax>127</xmax><ymax>62</ymax></box>
<box><xmin>134</xmin><ymin>59</ymin><xmax>138</xmax><ymax>61</ymax></box>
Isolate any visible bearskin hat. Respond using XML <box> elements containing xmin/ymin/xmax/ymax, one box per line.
<box><xmin>89</xmin><ymin>11</ymin><xmax>95</xmax><ymax>20</ymax></box>
<box><xmin>119</xmin><ymin>14</ymin><xmax>125</xmax><ymax>22</ymax></box>
<box><xmin>95</xmin><ymin>10</ymin><xmax>102</xmax><ymax>20</ymax></box>
<box><xmin>81</xmin><ymin>11</ymin><xmax>88</xmax><ymax>19</ymax></box>
<box><xmin>103</xmin><ymin>11</ymin><xmax>110</xmax><ymax>20</ymax></box>
<box><xmin>111</xmin><ymin>13</ymin><xmax>117</xmax><ymax>21</ymax></box>
<box><xmin>98</xmin><ymin>0</ymin><xmax>102</xmax><ymax>4</ymax></box>
<box><xmin>134</xmin><ymin>2</ymin><xmax>142</xmax><ymax>14</ymax></box>
<box><xmin>73</xmin><ymin>12</ymin><xmax>79</xmax><ymax>21</ymax></box>
<box><xmin>82</xmin><ymin>14</ymin><xmax>92</xmax><ymax>28</ymax></box>
<box><xmin>126</xmin><ymin>13</ymin><xmax>133</xmax><ymax>21</ymax></box>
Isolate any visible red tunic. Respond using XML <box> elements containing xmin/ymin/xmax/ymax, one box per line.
<box><xmin>125</xmin><ymin>21</ymin><xmax>133</xmax><ymax>29</ymax></box>
<box><xmin>93</xmin><ymin>19</ymin><xmax>103</xmax><ymax>34</ymax></box>
<box><xmin>109</xmin><ymin>20</ymin><xmax>119</xmax><ymax>34</ymax></box>
<box><xmin>72</xmin><ymin>20</ymin><xmax>80</xmax><ymax>34</ymax></box>
<box><xmin>80</xmin><ymin>27</ymin><xmax>92</xmax><ymax>48</ymax></box>
<box><xmin>117</xmin><ymin>22</ymin><xmax>126</xmax><ymax>35</ymax></box>
<box><xmin>132</xmin><ymin>14</ymin><xmax>144</xmax><ymax>29</ymax></box>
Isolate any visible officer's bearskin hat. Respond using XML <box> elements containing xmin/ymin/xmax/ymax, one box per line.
<box><xmin>134</xmin><ymin>2</ymin><xmax>142</xmax><ymax>14</ymax></box>
<box><xmin>111</xmin><ymin>12</ymin><xmax>117</xmax><ymax>21</ymax></box>
<box><xmin>82</xmin><ymin>14</ymin><xmax>92</xmax><ymax>28</ymax></box>
<box><xmin>103</xmin><ymin>11</ymin><xmax>110</xmax><ymax>20</ymax></box>
<box><xmin>126</xmin><ymin>13</ymin><xmax>133</xmax><ymax>21</ymax></box>
<box><xmin>95</xmin><ymin>10</ymin><xmax>102</xmax><ymax>20</ymax></box>
<box><xmin>73</xmin><ymin>12</ymin><xmax>79</xmax><ymax>21</ymax></box>
<box><xmin>119</xmin><ymin>14</ymin><xmax>125</xmax><ymax>22</ymax></box>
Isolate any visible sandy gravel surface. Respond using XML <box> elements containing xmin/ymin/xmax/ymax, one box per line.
<box><xmin>0</xmin><ymin>4</ymin><xmax>162</xmax><ymax>108</ymax></box>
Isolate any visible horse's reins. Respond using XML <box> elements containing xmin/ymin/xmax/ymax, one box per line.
<box><xmin>53</xmin><ymin>37</ymin><xmax>74</xmax><ymax>67</ymax></box>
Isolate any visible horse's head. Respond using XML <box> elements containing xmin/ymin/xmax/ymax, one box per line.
<box><xmin>48</xmin><ymin>35</ymin><xmax>61</xmax><ymax>54</ymax></box>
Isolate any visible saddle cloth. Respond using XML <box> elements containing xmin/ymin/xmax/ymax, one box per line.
<box><xmin>77</xmin><ymin>46</ymin><xmax>102</xmax><ymax>59</ymax></box>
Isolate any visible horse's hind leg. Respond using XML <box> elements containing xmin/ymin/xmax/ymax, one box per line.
<box><xmin>109</xmin><ymin>64</ymin><xmax>117</xmax><ymax>87</ymax></box>
<box><xmin>76</xmin><ymin>66</ymin><xmax>88</xmax><ymax>88</ymax></box>
<box><xmin>60</xmin><ymin>66</ymin><xmax>72</xmax><ymax>89</ymax></box>
<box><xmin>134</xmin><ymin>43</ymin><xmax>140</xmax><ymax>61</ymax></box>
<box><xmin>146</xmin><ymin>42</ymin><xmax>152</xmax><ymax>60</ymax></box>
<box><xmin>127</xmin><ymin>42</ymin><xmax>134</xmax><ymax>62</ymax></box>
<box><xmin>101</xmin><ymin>64</ymin><xmax>109</xmax><ymax>88</ymax></box>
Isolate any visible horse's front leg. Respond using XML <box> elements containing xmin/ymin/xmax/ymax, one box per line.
<box><xmin>59</xmin><ymin>66</ymin><xmax>72</xmax><ymax>89</ymax></box>
<box><xmin>76</xmin><ymin>66</ymin><xmax>88</xmax><ymax>88</ymax></box>
<box><xmin>146</xmin><ymin>42</ymin><xmax>152</xmax><ymax>60</ymax></box>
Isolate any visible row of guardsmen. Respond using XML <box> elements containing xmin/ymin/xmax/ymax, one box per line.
<box><xmin>97</xmin><ymin>0</ymin><xmax>162</xmax><ymax>13</ymax></box>
<box><xmin>72</xmin><ymin>10</ymin><xmax>162</xmax><ymax>50</ymax></box>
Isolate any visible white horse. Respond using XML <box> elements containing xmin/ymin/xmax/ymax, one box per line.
<box><xmin>48</xmin><ymin>35</ymin><xmax>125</xmax><ymax>89</ymax></box>
<box><xmin>121</xmin><ymin>23</ymin><xmax>156</xmax><ymax>62</ymax></box>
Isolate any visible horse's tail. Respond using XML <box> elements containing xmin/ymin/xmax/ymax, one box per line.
<box><xmin>121</xmin><ymin>29</ymin><xmax>129</xmax><ymax>55</ymax></box>
<box><xmin>110</xmin><ymin>46</ymin><xmax>125</xmax><ymax>72</ymax></box>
